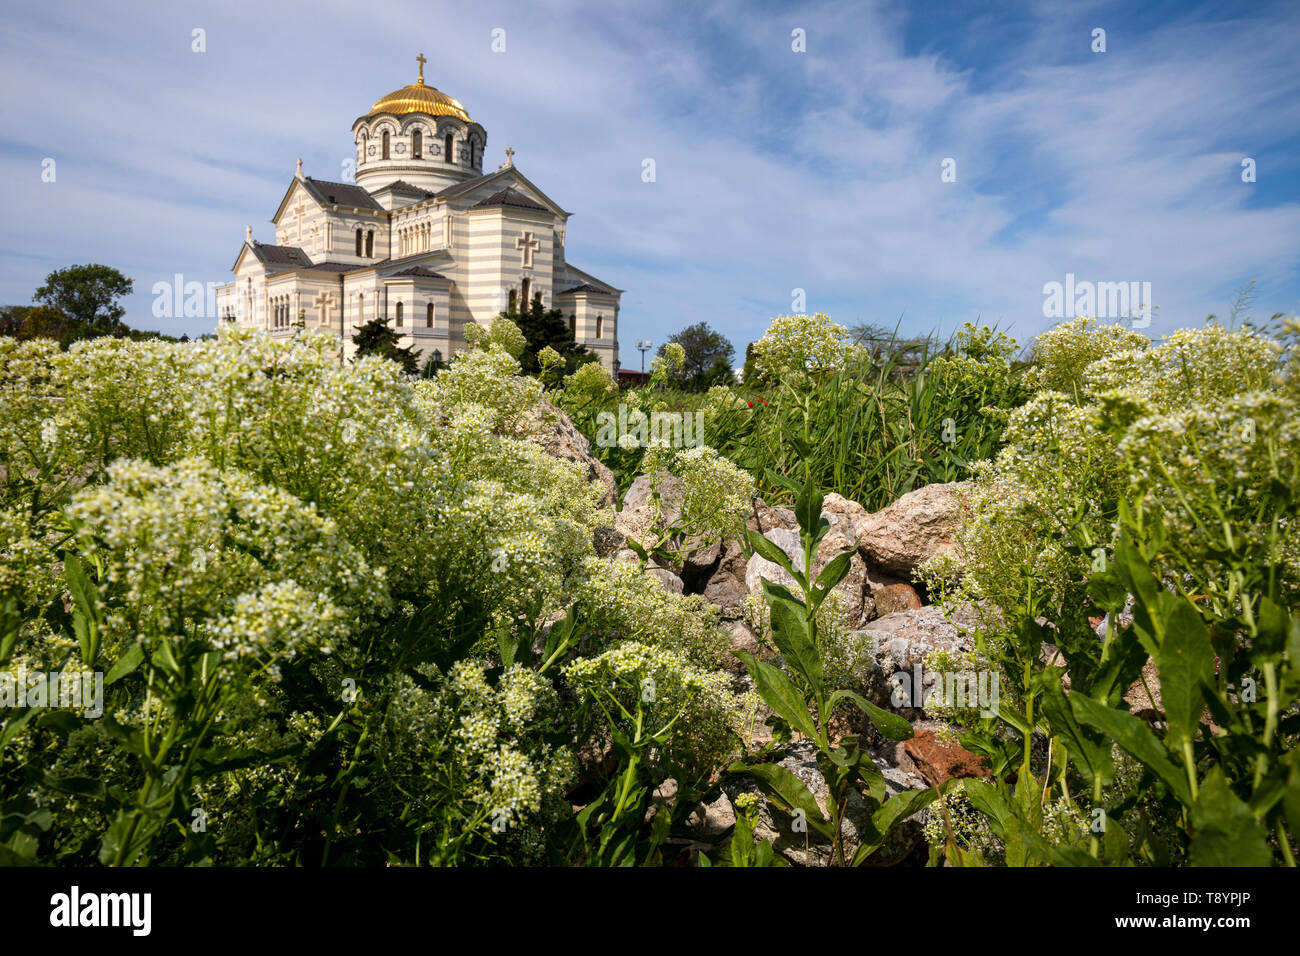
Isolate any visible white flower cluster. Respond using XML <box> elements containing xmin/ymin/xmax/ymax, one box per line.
<box><xmin>563</xmin><ymin>640</ymin><xmax>740</xmax><ymax>773</ymax></box>
<box><xmin>922</xmin><ymin>317</ymin><xmax>1300</xmax><ymax>624</ymax></box>
<box><xmin>64</xmin><ymin>457</ymin><xmax>388</xmax><ymax>663</ymax></box>
<box><xmin>749</xmin><ymin>313</ymin><xmax>850</xmax><ymax>382</ymax></box>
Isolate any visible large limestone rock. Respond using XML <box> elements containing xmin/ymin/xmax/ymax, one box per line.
<box><xmin>852</xmin><ymin>606</ymin><xmax>976</xmax><ymax>708</ymax></box>
<box><xmin>529</xmin><ymin>397</ymin><xmax>618</xmax><ymax>506</ymax></box>
<box><xmin>857</xmin><ymin>481</ymin><xmax>970</xmax><ymax>579</ymax></box>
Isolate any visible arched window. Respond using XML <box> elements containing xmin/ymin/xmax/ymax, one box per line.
<box><xmin>366</xmin><ymin>230</ymin><xmax>374</xmax><ymax>257</ymax></box>
<box><xmin>520</xmin><ymin>278</ymin><xmax>531</xmax><ymax>310</ymax></box>
<box><xmin>444</xmin><ymin>133</ymin><xmax>454</xmax><ymax>164</ymax></box>
<box><xmin>355</xmin><ymin>229</ymin><xmax>363</xmax><ymax>256</ymax></box>
<box><xmin>470</xmin><ymin>140</ymin><xmax>479</xmax><ymax>167</ymax></box>
<box><xmin>358</xmin><ymin>293</ymin><xmax>364</xmax><ymax>323</ymax></box>
<box><xmin>596</xmin><ymin>315</ymin><xmax>604</xmax><ymax>339</ymax></box>
<box><xmin>396</xmin><ymin>301</ymin><xmax>404</xmax><ymax>327</ymax></box>
<box><xmin>426</xmin><ymin>303</ymin><xmax>434</xmax><ymax>327</ymax></box>
<box><xmin>412</xmin><ymin>130</ymin><xmax>422</xmax><ymax>159</ymax></box>
<box><xmin>508</xmin><ymin>289</ymin><xmax>517</xmax><ymax>312</ymax></box>
<box><xmin>382</xmin><ymin>131</ymin><xmax>390</xmax><ymax>160</ymax></box>
<box><xmin>569</xmin><ymin>314</ymin><xmax>576</xmax><ymax>336</ymax></box>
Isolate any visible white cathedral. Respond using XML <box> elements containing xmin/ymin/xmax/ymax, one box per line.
<box><xmin>215</xmin><ymin>56</ymin><xmax>621</xmax><ymax>371</ymax></box>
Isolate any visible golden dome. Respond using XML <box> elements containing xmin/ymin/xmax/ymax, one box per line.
<box><xmin>368</xmin><ymin>77</ymin><xmax>471</xmax><ymax>122</ymax></box>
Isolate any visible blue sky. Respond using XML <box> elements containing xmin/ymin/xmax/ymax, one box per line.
<box><xmin>2</xmin><ymin>0</ymin><xmax>1298</xmax><ymax>358</ymax></box>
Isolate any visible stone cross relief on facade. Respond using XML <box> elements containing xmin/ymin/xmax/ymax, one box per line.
<box><xmin>516</xmin><ymin>231</ymin><xmax>539</xmax><ymax>268</ymax></box>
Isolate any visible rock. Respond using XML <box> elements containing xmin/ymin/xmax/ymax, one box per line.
<box><xmin>699</xmin><ymin>539</ymin><xmax>750</xmax><ymax>613</ymax></box>
<box><xmin>873</xmin><ymin>581</ymin><xmax>923</xmax><ymax>616</ymax></box>
<box><xmin>903</xmin><ymin>724</ymin><xmax>991</xmax><ymax>787</ymax></box>
<box><xmin>687</xmin><ymin>792</ymin><xmax>736</xmax><ymax>839</ymax></box>
<box><xmin>746</xmin><ymin>498</ymin><xmax>798</xmax><ymax>534</ymax></box>
<box><xmin>724</xmin><ymin>619</ymin><xmax>764</xmax><ymax>668</ymax></box>
<box><xmin>592</xmin><ymin>525</ymin><xmax>626</xmax><ymax>557</ymax></box>
<box><xmin>741</xmin><ymin>504</ymin><xmax>877</xmax><ymax>630</ymax></box>
<box><xmin>646</xmin><ymin>566</ymin><xmax>684</xmax><ymax>594</ymax></box>
<box><xmin>1123</xmin><ymin>657</ymin><xmax>1163</xmax><ymax>722</ymax></box>
<box><xmin>530</xmin><ymin>397</ymin><xmax>618</xmax><ymax>507</ymax></box>
<box><xmin>724</xmin><ymin>740</ymin><xmax>930</xmax><ymax>866</ymax></box>
<box><xmin>744</xmin><ymin>527</ymin><xmax>804</xmax><ymax>595</ymax></box>
<box><xmin>645</xmin><ymin>777</ymin><xmax>679</xmax><ymax>825</ymax></box>
<box><xmin>858</xmin><ymin>481</ymin><xmax>970</xmax><ymax>578</ymax></box>
<box><xmin>852</xmin><ymin>606</ymin><xmax>976</xmax><ymax>708</ymax></box>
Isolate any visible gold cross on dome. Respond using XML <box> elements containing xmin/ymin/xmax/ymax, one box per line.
<box><xmin>416</xmin><ymin>53</ymin><xmax>427</xmax><ymax>84</ymax></box>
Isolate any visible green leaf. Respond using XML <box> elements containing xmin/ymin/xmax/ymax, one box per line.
<box><xmin>761</xmin><ymin>580</ymin><xmax>823</xmax><ymax>696</ymax></box>
<box><xmin>1037</xmin><ymin>676</ymin><xmax>1113</xmax><ymax>788</ymax></box>
<box><xmin>828</xmin><ymin>689</ymin><xmax>913</xmax><ymax>741</ymax></box>
<box><xmin>1091</xmin><ymin>628</ymin><xmax>1151</xmax><ymax>707</ymax></box>
<box><xmin>0</xmin><ymin>708</ymin><xmax>36</xmax><ymax>753</ymax></box>
<box><xmin>1189</xmin><ymin>768</ymin><xmax>1272</xmax><ymax>866</ymax></box>
<box><xmin>1154</xmin><ymin>599</ymin><xmax>1215</xmax><ymax>755</ymax></box>
<box><xmin>959</xmin><ymin>779</ymin><xmax>1009</xmax><ymax>839</ymax></box>
<box><xmin>745</xmin><ymin>529</ymin><xmax>799</xmax><ymax>583</ymax></box>
<box><xmin>852</xmin><ymin>787</ymin><xmax>938</xmax><ymax>865</ymax></box>
<box><xmin>1071</xmin><ymin>693</ymin><xmax>1193</xmax><ymax>806</ymax></box>
<box><xmin>151</xmin><ymin>640</ymin><xmax>182</xmax><ymax>680</ymax></box>
<box><xmin>735</xmin><ymin>651</ymin><xmax>820</xmax><ymax>744</ymax></box>
<box><xmin>0</xmin><ymin>598</ymin><xmax>20</xmax><ymax>667</ymax></box>
<box><xmin>728</xmin><ymin>760</ymin><xmax>831</xmax><ymax>839</ymax></box>
<box><xmin>1103</xmin><ymin>817</ymin><xmax>1131</xmax><ymax>865</ymax></box>
<box><xmin>813</xmin><ymin>550</ymin><xmax>853</xmax><ymax>598</ymax></box>
<box><xmin>104</xmin><ymin>643</ymin><xmax>145</xmax><ymax>686</ymax></box>
<box><xmin>64</xmin><ymin>553</ymin><xmax>100</xmax><ymax>665</ymax></box>
<box><xmin>794</xmin><ymin>479</ymin><xmax>824</xmax><ymax>540</ymax></box>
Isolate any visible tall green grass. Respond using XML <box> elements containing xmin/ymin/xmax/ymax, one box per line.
<box><xmin>706</xmin><ymin>346</ymin><xmax>1027</xmax><ymax>511</ymax></box>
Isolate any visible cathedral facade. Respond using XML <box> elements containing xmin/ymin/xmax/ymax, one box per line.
<box><xmin>215</xmin><ymin>57</ymin><xmax>621</xmax><ymax>371</ymax></box>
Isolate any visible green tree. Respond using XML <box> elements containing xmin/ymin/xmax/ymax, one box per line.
<box><xmin>659</xmin><ymin>322</ymin><xmax>734</xmax><ymax>390</ymax></box>
<box><xmin>848</xmin><ymin>321</ymin><xmax>934</xmax><ymax>371</ymax></box>
<box><xmin>33</xmin><ymin>264</ymin><xmax>133</xmax><ymax>329</ymax></box>
<box><xmin>351</xmin><ymin>316</ymin><xmax>419</xmax><ymax>374</ymax></box>
<box><xmin>501</xmin><ymin>293</ymin><xmax>593</xmax><ymax>375</ymax></box>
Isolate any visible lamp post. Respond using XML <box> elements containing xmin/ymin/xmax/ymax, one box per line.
<box><xmin>636</xmin><ymin>339</ymin><xmax>653</xmax><ymax>376</ymax></box>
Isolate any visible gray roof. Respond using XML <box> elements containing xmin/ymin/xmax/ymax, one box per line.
<box><xmin>375</xmin><ymin>179</ymin><xmax>436</xmax><ymax>198</ymax></box>
<box><xmin>304</xmin><ymin>262</ymin><xmax>359</xmax><ymax>273</ymax></box>
<box><xmin>391</xmin><ymin>266</ymin><xmax>448</xmax><ymax>279</ymax></box>
<box><xmin>433</xmin><ymin>169</ymin><xmax>504</xmax><ymax>200</ymax></box>
<box><xmin>473</xmin><ymin>187</ymin><xmax>548</xmax><ymax>212</ymax></box>
<box><xmin>557</xmin><ymin>282</ymin><xmax>617</xmax><ymax>296</ymax></box>
<box><xmin>251</xmin><ymin>242</ymin><xmax>313</xmax><ymax>268</ymax></box>
<box><xmin>302</xmin><ymin>177</ymin><xmax>381</xmax><ymax>210</ymax></box>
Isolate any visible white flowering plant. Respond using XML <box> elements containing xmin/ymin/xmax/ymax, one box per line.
<box><xmin>919</xmin><ymin>318</ymin><xmax>1300</xmax><ymax>866</ymax></box>
<box><xmin>0</xmin><ymin>327</ymin><xmax>739</xmax><ymax>866</ymax></box>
